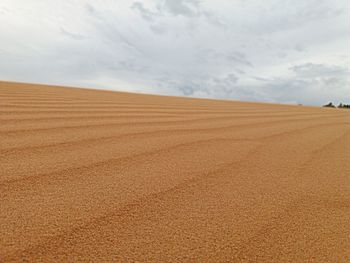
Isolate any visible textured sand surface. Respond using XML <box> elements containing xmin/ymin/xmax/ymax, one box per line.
<box><xmin>0</xmin><ymin>81</ymin><xmax>349</xmax><ymax>262</ymax></box>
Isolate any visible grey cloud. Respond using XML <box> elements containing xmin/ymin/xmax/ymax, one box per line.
<box><xmin>1</xmin><ymin>0</ymin><xmax>350</xmax><ymax>105</ymax></box>
<box><xmin>131</xmin><ymin>0</ymin><xmax>202</xmax><ymax>20</ymax></box>
<box><xmin>159</xmin><ymin>0</ymin><xmax>201</xmax><ymax>17</ymax></box>
<box><xmin>252</xmin><ymin>76</ymin><xmax>271</xmax><ymax>82</ymax></box>
<box><xmin>291</xmin><ymin>63</ymin><xmax>349</xmax><ymax>78</ymax></box>
<box><xmin>0</xmin><ymin>7</ymin><xmax>7</xmax><ymax>14</ymax></box>
<box><xmin>155</xmin><ymin>72</ymin><xmax>243</xmax><ymax>99</ymax></box>
<box><xmin>85</xmin><ymin>3</ymin><xmax>97</xmax><ymax>16</ymax></box>
<box><xmin>132</xmin><ymin>2</ymin><xmax>156</xmax><ymax>21</ymax></box>
<box><xmin>149</xmin><ymin>24</ymin><xmax>167</xmax><ymax>35</ymax></box>
<box><xmin>178</xmin><ymin>85</ymin><xmax>195</xmax><ymax>96</ymax></box>
<box><xmin>226</xmin><ymin>52</ymin><xmax>253</xmax><ymax>67</ymax></box>
<box><xmin>235</xmin><ymin>69</ymin><xmax>246</xmax><ymax>75</ymax></box>
<box><xmin>247</xmin><ymin>0</ymin><xmax>345</xmax><ymax>34</ymax></box>
<box><xmin>277</xmin><ymin>52</ymin><xmax>287</xmax><ymax>58</ymax></box>
<box><xmin>252</xmin><ymin>63</ymin><xmax>350</xmax><ymax>104</ymax></box>
<box><xmin>60</xmin><ymin>27</ymin><xmax>88</xmax><ymax>40</ymax></box>
<box><xmin>85</xmin><ymin>3</ymin><xmax>105</xmax><ymax>21</ymax></box>
<box><xmin>294</xmin><ymin>44</ymin><xmax>306</xmax><ymax>52</ymax></box>
<box><xmin>131</xmin><ymin>0</ymin><xmax>220</xmax><ymax>27</ymax></box>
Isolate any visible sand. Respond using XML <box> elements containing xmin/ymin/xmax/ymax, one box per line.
<box><xmin>0</xmin><ymin>80</ymin><xmax>349</xmax><ymax>262</ymax></box>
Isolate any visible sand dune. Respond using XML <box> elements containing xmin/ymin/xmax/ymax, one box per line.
<box><xmin>0</xmin><ymin>81</ymin><xmax>349</xmax><ymax>262</ymax></box>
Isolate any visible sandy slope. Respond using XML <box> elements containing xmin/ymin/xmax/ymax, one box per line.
<box><xmin>0</xmin><ymin>81</ymin><xmax>349</xmax><ymax>262</ymax></box>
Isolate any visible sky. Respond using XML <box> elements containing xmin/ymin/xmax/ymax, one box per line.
<box><xmin>1</xmin><ymin>0</ymin><xmax>350</xmax><ymax>105</ymax></box>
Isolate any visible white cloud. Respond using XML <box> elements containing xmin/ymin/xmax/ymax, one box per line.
<box><xmin>0</xmin><ymin>0</ymin><xmax>350</xmax><ymax>105</ymax></box>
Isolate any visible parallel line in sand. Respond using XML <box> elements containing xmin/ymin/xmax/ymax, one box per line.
<box><xmin>0</xmin><ymin>92</ymin><xmax>310</xmax><ymax>108</ymax></box>
<box><xmin>0</xmin><ymin>112</ymin><xmax>338</xmax><ymax>133</ymax></box>
<box><xmin>0</xmin><ymin>109</ymin><xmax>289</xmax><ymax>115</ymax></box>
<box><xmin>0</xmin><ymin>98</ymin><xmax>90</xmax><ymax>103</ymax></box>
<box><xmin>0</xmin><ymin>137</ymin><xmax>257</xmax><ymax>189</ymax></box>
<box><xmin>0</xmin><ymin>115</ymin><xmax>191</xmax><ymax>123</ymax></box>
<box><xmin>0</xmin><ymin>103</ymin><xmax>330</xmax><ymax>111</ymax></box>
<box><xmin>0</xmin><ymin>108</ymin><xmax>309</xmax><ymax>114</ymax></box>
<box><xmin>1</xmin><ymin>110</ymin><xmax>322</xmax><ymax>119</ymax></box>
<box><xmin>4</xmin><ymin>127</ymin><xmax>348</xmax><ymax>261</ymax></box>
<box><xmin>0</xmin><ymin>110</ymin><xmax>330</xmax><ymax>120</ymax></box>
<box><xmin>1</xmin><ymin>81</ymin><xmax>350</xmax><ymax>262</ymax></box>
<box><xmin>0</xmin><ymin>114</ymin><xmax>185</xmax><ymax>122</ymax></box>
<box><xmin>0</xmin><ymin>113</ymin><xmax>343</xmax><ymax>135</ymax></box>
<box><xmin>290</xmin><ymin>129</ymin><xmax>350</xmax><ymax>185</ymax></box>
<box><xmin>0</xmin><ymin>118</ymin><xmax>349</xmax><ymax>155</ymax></box>
<box><xmin>1</xmin><ymin>104</ymin><xmax>253</xmax><ymax>109</ymax></box>
<box><xmin>1</xmin><ymin>101</ymin><xmax>282</xmax><ymax>108</ymax></box>
<box><xmin>232</xmin><ymin>132</ymin><xmax>350</xmax><ymax>260</ymax></box>
<box><xmin>0</xmin><ymin>108</ymin><xmax>323</xmax><ymax>117</ymax></box>
<box><xmin>2</xmin><ymin>121</ymin><xmax>345</xmax><ymax>189</ymax></box>
<box><xmin>0</xmin><ymin>102</ymin><xmax>322</xmax><ymax>113</ymax></box>
<box><xmin>0</xmin><ymin>108</ymin><xmax>337</xmax><ymax>119</ymax></box>
<box><xmin>0</xmin><ymin>156</ymin><xmax>255</xmax><ymax>261</ymax></box>
<box><xmin>0</xmin><ymin>95</ymin><xmax>83</xmax><ymax>100</ymax></box>
<box><xmin>0</xmin><ymin>101</ymin><xmax>324</xmax><ymax>110</ymax></box>
<box><xmin>1</xmin><ymin>97</ymin><xmax>251</xmax><ymax>107</ymax></box>
<box><xmin>1</xmin><ymin>117</ymin><xmax>347</xmax><ymax>153</ymax></box>
<box><xmin>0</xmin><ymin>115</ymin><xmax>203</xmax><ymax>130</ymax></box>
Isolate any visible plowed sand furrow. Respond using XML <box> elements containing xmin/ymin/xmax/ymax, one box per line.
<box><xmin>0</xmin><ymin>112</ymin><xmax>189</xmax><ymax>120</ymax></box>
<box><xmin>0</xmin><ymin>139</ymin><xmax>260</xmax><ymax>259</ymax></box>
<box><xmin>0</xmin><ymin>109</ymin><xmax>338</xmax><ymax>121</ymax></box>
<box><xmin>2</xmin><ymin>120</ymin><xmax>348</xmax><ymax>262</ymax></box>
<box><xmin>1</xmin><ymin>102</ymin><xmax>258</xmax><ymax>111</ymax></box>
<box><xmin>0</xmin><ymin>98</ymin><xmax>91</xmax><ymax>103</ymax></box>
<box><xmin>0</xmin><ymin>110</ymin><xmax>328</xmax><ymax>122</ymax></box>
<box><xmin>0</xmin><ymin>111</ymin><xmax>341</xmax><ymax>135</ymax></box>
<box><xmin>0</xmin><ymin>136</ymin><xmax>255</xmax><ymax>183</ymax></box>
<box><xmin>0</xmin><ymin>102</ymin><xmax>330</xmax><ymax>112</ymax></box>
<box><xmin>1</xmin><ymin>114</ymin><xmax>345</xmax><ymax>151</ymax></box>
<box><xmin>0</xmin><ymin>116</ymin><xmax>205</xmax><ymax>131</ymax></box>
<box><xmin>0</xmin><ymin>111</ymin><xmax>338</xmax><ymax>132</ymax></box>
<box><xmin>2</xmin><ymin>104</ymin><xmax>249</xmax><ymax>110</ymax></box>
<box><xmin>0</xmin><ymin>94</ymin><xmax>81</xmax><ymax>100</ymax></box>
<box><xmin>1</xmin><ymin>120</ymin><xmax>346</xmax><ymax>193</ymax></box>
<box><xmin>0</xmin><ymin>109</ymin><xmax>267</xmax><ymax>115</ymax></box>
<box><xmin>231</xmin><ymin>131</ymin><xmax>350</xmax><ymax>262</ymax></box>
<box><xmin>0</xmin><ymin>137</ymin><xmax>259</xmax><ymax>188</ymax></box>
<box><xmin>0</xmin><ymin>113</ymin><xmax>294</xmax><ymax>123</ymax></box>
<box><xmin>1</xmin><ymin>101</ymin><xmax>275</xmax><ymax>109</ymax></box>
<box><xmin>0</xmin><ymin>107</ymin><xmax>303</xmax><ymax>115</ymax></box>
<box><xmin>0</xmin><ymin>81</ymin><xmax>349</xmax><ymax>262</ymax></box>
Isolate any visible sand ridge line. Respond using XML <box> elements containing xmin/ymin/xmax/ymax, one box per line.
<box><xmin>1</xmin><ymin>114</ymin><xmax>346</xmax><ymax>154</ymax></box>
<box><xmin>0</xmin><ymin>112</ymin><xmax>338</xmax><ymax>133</ymax></box>
<box><xmin>0</xmin><ymin>112</ymin><xmax>343</xmax><ymax>136</ymax></box>
<box><xmin>1</xmin><ymin>81</ymin><xmax>349</xmax><ymax>262</ymax></box>
<box><xmin>0</xmin><ymin>111</ymin><xmax>340</xmax><ymax>125</ymax></box>
<box><xmin>2</xmin><ymin>120</ymin><xmax>347</xmax><ymax>191</ymax></box>
<box><xmin>4</xmin><ymin>124</ymin><xmax>348</xmax><ymax>262</ymax></box>
<box><xmin>0</xmin><ymin>142</ymin><xmax>265</xmax><ymax>261</ymax></box>
<box><xmin>0</xmin><ymin>137</ymin><xmax>260</xmax><ymax>189</ymax></box>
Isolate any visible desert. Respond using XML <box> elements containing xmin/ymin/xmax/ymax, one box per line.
<box><xmin>0</xmin><ymin>81</ymin><xmax>349</xmax><ymax>261</ymax></box>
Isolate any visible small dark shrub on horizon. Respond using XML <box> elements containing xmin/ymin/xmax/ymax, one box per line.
<box><xmin>323</xmin><ymin>102</ymin><xmax>350</xmax><ymax>109</ymax></box>
<box><xmin>323</xmin><ymin>102</ymin><xmax>336</xmax><ymax>108</ymax></box>
<box><xmin>338</xmin><ymin>103</ymin><xmax>350</xmax><ymax>109</ymax></box>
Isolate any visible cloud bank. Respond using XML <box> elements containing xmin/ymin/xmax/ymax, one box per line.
<box><xmin>1</xmin><ymin>0</ymin><xmax>350</xmax><ymax>105</ymax></box>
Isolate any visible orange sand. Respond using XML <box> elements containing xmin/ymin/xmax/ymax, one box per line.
<box><xmin>0</xmin><ymin>81</ymin><xmax>349</xmax><ymax>262</ymax></box>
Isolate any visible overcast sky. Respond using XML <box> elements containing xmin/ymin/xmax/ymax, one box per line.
<box><xmin>1</xmin><ymin>0</ymin><xmax>350</xmax><ymax>105</ymax></box>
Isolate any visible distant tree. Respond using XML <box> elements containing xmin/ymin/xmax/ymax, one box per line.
<box><xmin>323</xmin><ymin>102</ymin><xmax>335</xmax><ymax>108</ymax></box>
<box><xmin>337</xmin><ymin>103</ymin><xmax>350</xmax><ymax>109</ymax></box>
